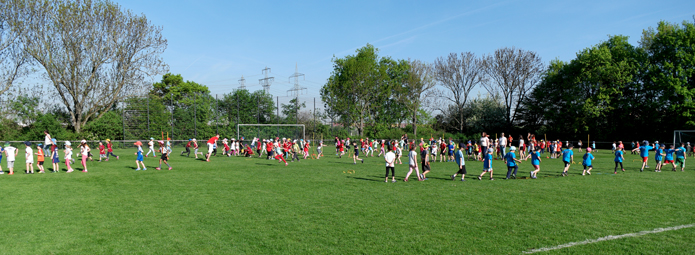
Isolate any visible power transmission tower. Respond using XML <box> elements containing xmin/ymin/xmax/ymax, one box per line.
<box><xmin>287</xmin><ymin>63</ymin><xmax>306</xmax><ymax>124</ymax></box>
<box><xmin>238</xmin><ymin>75</ymin><xmax>246</xmax><ymax>90</ymax></box>
<box><xmin>287</xmin><ymin>63</ymin><xmax>306</xmax><ymax>97</ymax></box>
<box><xmin>259</xmin><ymin>67</ymin><xmax>274</xmax><ymax>94</ymax></box>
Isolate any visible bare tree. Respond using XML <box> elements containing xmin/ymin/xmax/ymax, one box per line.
<box><xmin>482</xmin><ymin>47</ymin><xmax>544</xmax><ymax>127</ymax></box>
<box><xmin>400</xmin><ymin>59</ymin><xmax>436</xmax><ymax>136</ymax></box>
<box><xmin>15</xmin><ymin>0</ymin><xmax>168</xmax><ymax>132</ymax></box>
<box><xmin>0</xmin><ymin>0</ymin><xmax>31</xmax><ymax>98</ymax></box>
<box><xmin>433</xmin><ymin>52</ymin><xmax>486</xmax><ymax>133</ymax></box>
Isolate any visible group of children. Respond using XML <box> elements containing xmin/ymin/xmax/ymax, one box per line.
<box><xmin>0</xmin><ymin>137</ymin><xmax>102</xmax><ymax>175</ymax></box>
<box><xmin>134</xmin><ymin>137</ymin><xmax>172</xmax><ymax>171</ymax></box>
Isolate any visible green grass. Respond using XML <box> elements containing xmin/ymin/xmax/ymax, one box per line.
<box><xmin>0</xmin><ymin>148</ymin><xmax>694</xmax><ymax>254</ymax></box>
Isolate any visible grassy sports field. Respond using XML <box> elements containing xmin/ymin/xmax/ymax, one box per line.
<box><xmin>0</xmin><ymin>147</ymin><xmax>693</xmax><ymax>254</ymax></box>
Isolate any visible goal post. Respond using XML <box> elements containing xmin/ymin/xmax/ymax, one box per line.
<box><xmin>237</xmin><ymin>124</ymin><xmax>305</xmax><ymax>141</ymax></box>
<box><xmin>673</xmin><ymin>130</ymin><xmax>695</xmax><ymax>146</ymax></box>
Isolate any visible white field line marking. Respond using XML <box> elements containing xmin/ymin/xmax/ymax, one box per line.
<box><xmin>523</xmin><ymin>224</ymin><xmax>695</xmax><ymax>254</ymax></box>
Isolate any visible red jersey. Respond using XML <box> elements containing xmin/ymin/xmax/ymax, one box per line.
<box><xmin>186</xmin><ymin>141</ymin><xmax>192</xmax><ymax>148</ymax></box>
<box><xmin>266</xmin><ymin>142</ymin><xmax>273</xmax><ymax>152</ymax></box>
<box><xmin>107</xmin><ymin>143</ymin><xmax>113</xmax><ymax>152</ymax></box>
<box><xmin>99</xmin><ymin>145</ymin><xmax>106</xmax><ymax>154</ymax></box>
<box><xmin>207</xmin><ymin>137</ymin><xmax>219</xmax><ymax>144</ymax></box>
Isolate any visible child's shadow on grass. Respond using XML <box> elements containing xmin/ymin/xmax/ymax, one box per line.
<box><xmin>347</xmin><ymin>176</ymin><xmax>383</xmax><ymax>182</ymax></box>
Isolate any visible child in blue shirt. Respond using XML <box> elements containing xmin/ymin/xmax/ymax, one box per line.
<box><xmin>134</xmin><ymin>141</ymin><xmax>146</xmax><ymax>171</ymax></box>
<box><xmin>504</xmin><ymin>146</ymin><xmax>522</xmax><ymax>179</ymax></box>
<box><xmin>561</xmin><ymin>145</ymin><xmax>574</xmax><ymax>176</ymax></box>
<box><xmin>631</xmin><ymin>141</ymin><xmax>654</xmax><ymax>172</ymax></box>
<box><xmin>478</xmin><ymin>148</ymin><xmax>494</xmax><ymax>180</ymax></box>
<box><xmin>525</xmin><ymin>147</ymin><xmax>542</xmax><ymax>179</ymax></box>
<box><xmin>614</xmin><ymin>147</ymin><xmax>625</xmax><ymax>174</ymax></box>
<box><xmin>582</xmin><ymin>148</ymin><xmax>595</xmax><ymax>175</ymax></box>
<box><xmin>664</xmin><ymin>145</ymin><xmax>676</xmax><ymax>171</ymax></box>
<box><xmin>675</xmin><ymin>143</ymin><xmax>687</xmax><ymax>171</ymax></box>
<box><xmin>655</xmin><ymin>145</ymin><xmax>665</xmax><ymax>172</ymax></box>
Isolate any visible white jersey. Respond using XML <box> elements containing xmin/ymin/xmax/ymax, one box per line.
<box><xmin>81</xmin><ymin>146</ymin><xmax>90</xmax><ymax>156</ymax></box>
<box><xmin>148</xmin><ymin>141</ymin><xmax>154</xmax><ymax>148</ymax></box>
<box><xmin>499</xmin><ymin>137</ymin><xmax>507</xmax><ymax>147</ymax></box>
<box><xmin>25</xmin><ymin>147</ymin><xmax>34</xmax><ymax>163</ymax></box>
<box><xmin>408</xmin><ymin>151</ymin><xmax>417</xmax><ymax>166</ymax></box>
<box><xmin>5</xmin><ymin>146</ymin><xmax>16</xmax><ymax>161</ymax></box>
<box><xmin>385</xmin><ymin>152</ymin><xmax>396</xmax><ymax>167</ymax></box>
<box><xmin>480</xmin><ymin>137</ymin><xmax>489</xmax><ymax>147</ymax></box>
<box><xmin>519</xmin><ymin>139</ymin><xmax>524</xmax><ymax>147</ymax></box>
<box><xmin>65</xmin><ymin>148</ymin><xmax>73</xmax><ymax>159</ymax></box>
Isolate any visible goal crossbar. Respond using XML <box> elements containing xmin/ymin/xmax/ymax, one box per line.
<box><xmin>237</xmin><ymin>124</ymin><xmax>305</xmax><ymax>140</ymax></box>
<box><xmin>673</xmin><ymin>130</ymin><xmax>695</xmax><ymax>146</ymax></box>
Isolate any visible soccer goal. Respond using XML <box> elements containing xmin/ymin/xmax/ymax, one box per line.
<box><xmin>237</xmin><ymin>124</ymin><xmax>305</xmax><ymax>141</ymax></box>
<box><xmin>673</xmin><ymin>130</ymin><xmax>695</xmax><ymax>146</ymax></box>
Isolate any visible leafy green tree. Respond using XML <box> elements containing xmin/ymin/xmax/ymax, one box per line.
<box><xmin>281</xmin><ymin>98</ymin><xmax>306</xmax><ymax>123</ymax></box>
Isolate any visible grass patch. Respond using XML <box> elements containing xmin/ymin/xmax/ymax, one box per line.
<box><xmin>0</xmin><ymin>148</ymin><xmax>693</xmax><ymax>254</ymax></box>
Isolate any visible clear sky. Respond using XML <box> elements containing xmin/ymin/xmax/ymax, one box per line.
<box><xmin>116</xmin><ymin>0</ymin><xmax>694</xmax><ymax>108</ymax></box>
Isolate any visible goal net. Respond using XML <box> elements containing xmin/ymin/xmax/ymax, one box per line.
<box><xmin>237</xmin><ymin>124</ymin><xmax>305</xmax><ymax>141</ymax></box>
<box><xmin>673</xmin><ymin>130</ymin><xmax>695</xmax><ymax>147</ymax></box>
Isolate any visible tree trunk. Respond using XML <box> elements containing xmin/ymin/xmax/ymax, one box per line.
<box><xmin>412</xmin><ymin>111</ymin><xmax>418</xmax><ymax>137</ymax></box>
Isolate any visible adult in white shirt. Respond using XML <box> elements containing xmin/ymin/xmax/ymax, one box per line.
<box><xmin>44</xmin><ymin>130</ymin><xmax>53</xmax><ymax>152</ymax></box>
<box><xmin>405</xmin><ymin>146</ymin><xmax>421</xmax><ymax>182</ymax></box>
<box><xmin>480</xmin><ymin>132</ymin><xmax>489</xmax><ymax>156</ymax></box>
<box><xmin>499</xmin><ymin>132</ymin><xmax>508</xmax><ymax>159</ymax></box>
<box><xmin>384</xmin><ymin>144</ymin><xmax>397</xmax><ymax>183</ymax></box>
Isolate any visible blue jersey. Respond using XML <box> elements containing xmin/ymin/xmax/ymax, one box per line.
<box><xmin>483</xmin><ymin>153</ymin><xmax>492</xmax><ymax>168</ymax></box>
<box><xmin>582</xmin><ymin>153</ymin><xmax>595</xmax><ymax>166</ymax></box>
<box><xmin>448</xmin><ymin>144</ymin><xmax>455</xmax><ymax>154</ymax></box>
<box><xmin>665</xmin><ymin>149</ymin><xmax>675</xmax><ymax>161</ymax></box>
<box><xmin>615</xmin><ymin>150</ymin><xmax>624</xmax><ymax>162</ymax></box>
<box><xmin>562</xmin><ymin>149</ymin><xmax>573</xmax><ymax>162</ymax></box>
<box><xmin>655</xmin><ymin>149</ymin><xmax>663</xmax><ymax>161</ymax></box>
<box><xmin>531</xmin><ymin>151</ymin><xmax>541</xmax><ymax>165</ymax></box>
<box><xmin>639</xmin><ymin>146</ymin><xmax>653</xmax><ymax>157</ymax></box>
<box><xmin>454</xmin><ymin>150</ymin><xmax>465</xmax><ymax>166</ymax></box>
<box><xmin>676</xmin><ymin>147</ymin><xmax>686</xmax><ymax>158</ymax></box>
<box><xmin>505</xmin><ymin>152</ymin><xmax>517</xmax><ymax>167</ymax></box>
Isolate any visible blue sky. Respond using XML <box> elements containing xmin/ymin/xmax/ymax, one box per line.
<box><xmin>117</xmin><ymin>0</ymin><xmax>693</xmax><ymax>107</ymax></box>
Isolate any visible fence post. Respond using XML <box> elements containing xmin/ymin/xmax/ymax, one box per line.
<box><xmin>170</xmin><ymin>93</ymin><xmax>174</xmax><ymax>140</ymax></box>
<box><xmin>216</xmin><ymin>94</ymin><xmax>219</xmax><ymax>135</ymax></box>
<box><xmin>147</xmin><ymin>96</ymin><xmax>150</xmax><ymax>135</ymax></box>
<box><xmin>194</xmin><ymin>92</ymin><xmax>197</xmax><ymax>138</ymax></box>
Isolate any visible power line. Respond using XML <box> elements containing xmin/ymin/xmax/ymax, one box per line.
<box><xmin>238</xmin><ymin>75</ymin><xmax>246</xmax><ymax>90</ymax></box>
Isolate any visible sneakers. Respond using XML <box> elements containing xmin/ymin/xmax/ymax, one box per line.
<box><xmin>391</xmin><ymin>179</ymin><xmax>397</xmax><ymax>183</ymax></box>
<box><xmin>135</xmin><ymin>168</ymin><xmax>141</xmax><ymax>171</ymax></box>
<box><xmin>285</xmin><ymin>163</ymin><xmax>288</xmax><ymax>166</ymax></box>
<box><xmin>511</xmin><ymin>174</ymin><xmax>516</xmax><ymax>179</ymax></box>
<box><xmin>82</xmin><ymin>170</ymin><xmax>88</xmax><ymax>172</ymax></box>
<box><xmin>361</xmin><ymin>159</ymin><xmax>364</xmax><ymax>163</ymax></box>
<box><xmin>0</xmin><ymin>171</ymin><xmax>4</xmax><ymax>175</ymax></box>
<box><xmin>489</xmin><ymin>178</ymin><xmax>495</xmax><ymax>180</ymax></box>
<box><xmin>478</xmin><ymin>176</ymin><xmax>482</xmax><ymax>180</ymax></box>
<box><xmin>67</xmin><ymin>169</ymin><xmax>74</xmax><ymax>173</ymax></box>
<box><xmin>143</xmin><ymin>168</ymin><xmax>147</xmax><ymax>171</ymax></box>
<box><xmin>614</xmin><ymin>171</ymin><xmax>617</xmax><ymax>174</ymax></box>
<box><xmin>155</xmin><ymin>167</ymin><xmax>161</xmax><ymax>170</ymax></box>
<box><xmin>530</xmin><ymin>172</ymin><xmax>533</xmax><ymax>178</ymax></box>
<box><xmin>168</xmin><ymin>167</ymin><xmax>172</xmax><ymax>170</ymax></box>
<box><xmin>451</xmin><ymin>175</ymin><xmax>455</xmax><ymax>181</ymax></box>
<box><xmin>116</xmin><ymin>156</ymin><xmax>119</xmax><ymax>160</ymax></box>
<box><xmin>460</xmin><ymin>179</ymin><xmax>466</xmax><ymax>181</ymax></box>
<box><xmin>39</xmin><ymin>171</ymin><xmax>44</xmax><ymax>174</ymax></box>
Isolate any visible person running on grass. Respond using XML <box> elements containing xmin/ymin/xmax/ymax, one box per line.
<box><xmin>134</xmin><ymin>141</ymin><xmax>147</xmax><ymax>171</ymax></box>
<box><xmin>65</xmin><ymin>141</ymin><xmax>75</xmax><ymax>173</ymax></box>
<box><xmin>478</xmin><ymin>148</ymin><xmax>494</xmax><ymax>180</ymax></box>
<box><xmin>404</xmin><ymin>145</ymin><xmax>421</xmax><ymax>182</ymax></box>
<box><xmin>79</xmin><ymin>140</ymin><xmax>90</xmax><ymax>172</ymax></box>
<box><xmin>156</xmin><ymin>141</ymin><xmax>172</xmax><ymax>170</ymax></box>
<box><xmin>504</xmin><ymin>146</ymin><xmax>522</xmax><ymax>179</ymax></box>
<box><xmin>98</xmin><ymin>142</ymin><xmax>107</xmax><ymax>162</ymax></box>
<box><xmin>631</xmin><ymin>141</ymin><xmax>653</xmax><ymax>172</ymax></box>
<box><xmin>451</xmin><ymin>143</ymin><xmax>467</xmax><ymax>181</ymax></box>
<box><xmin>663</xmin><ymin>144</ymin><xmax>676</xmax><ymax>171</ymax></box>
<box><xmin>384</xmin><ymin>144</ymin><xmax>396</xmax><ymax>183</ymax></box>
<box><xmin>205</xmin><ymin>134</ymin><xmax>220</xmax><ymax>162</ymax></box>
<box><xmin>395</xmin><ymin>143</ymin><xmax>403</xmax><ymax>165</ymax></box>
<box><xmin>675</xmin><ymin>143</ymin><xmax>687</xmax><ymax>172</ymax></box>
<box><xmin>614</xmin><ymin>146</ymin><xmax>625</xmax><ymax>174</ymax></box>
<box><xmin>561</xmin><ymin>145</ymin><xmax>574</xmax><ymax>177</ymax></box>
<box><xmin>527</xmin><ymin>146</ymin><xmax>542</xmax><ymax>178</ymax></box>
<box><xmin>146</xmin><ymin>138</ymin><xmax>156</xmax><ymax>157</ymax></box>
<box><xmin>352</xmin><ymin>142</ymin><xmax>364</xmax><ymax>164</ymax></box>
<box><xmin>654</xmin><ymin>144</ymin><xmax>665</xmax><ymax>172</ymax></box>
<box><xmin>420</xmin><ymin>145</ymin><xmax>432</xmax><ymax>180</ymax></box>
<box><xmin>274</xmin><ymin>141</ymin><xmax>288</xmax><ymax>166</ymax></box>
<box><xmin>50</xmin><ymin>140</ymin><xmax>59</xmax><ymax>173</ymax></box>
<box><xmin>105</xmin><ymin>139</ymin><xmax>119</xmax><ymax>160</ymax></box>
<box><xmin>582</xmin><ymin>147</ymin><xmax>595</xmax><ymax>176</ymax></box>
<box><xmin>317</xmin><ymin>140</ymin><xmax>324</xmax><ymax>159</ymax></box>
